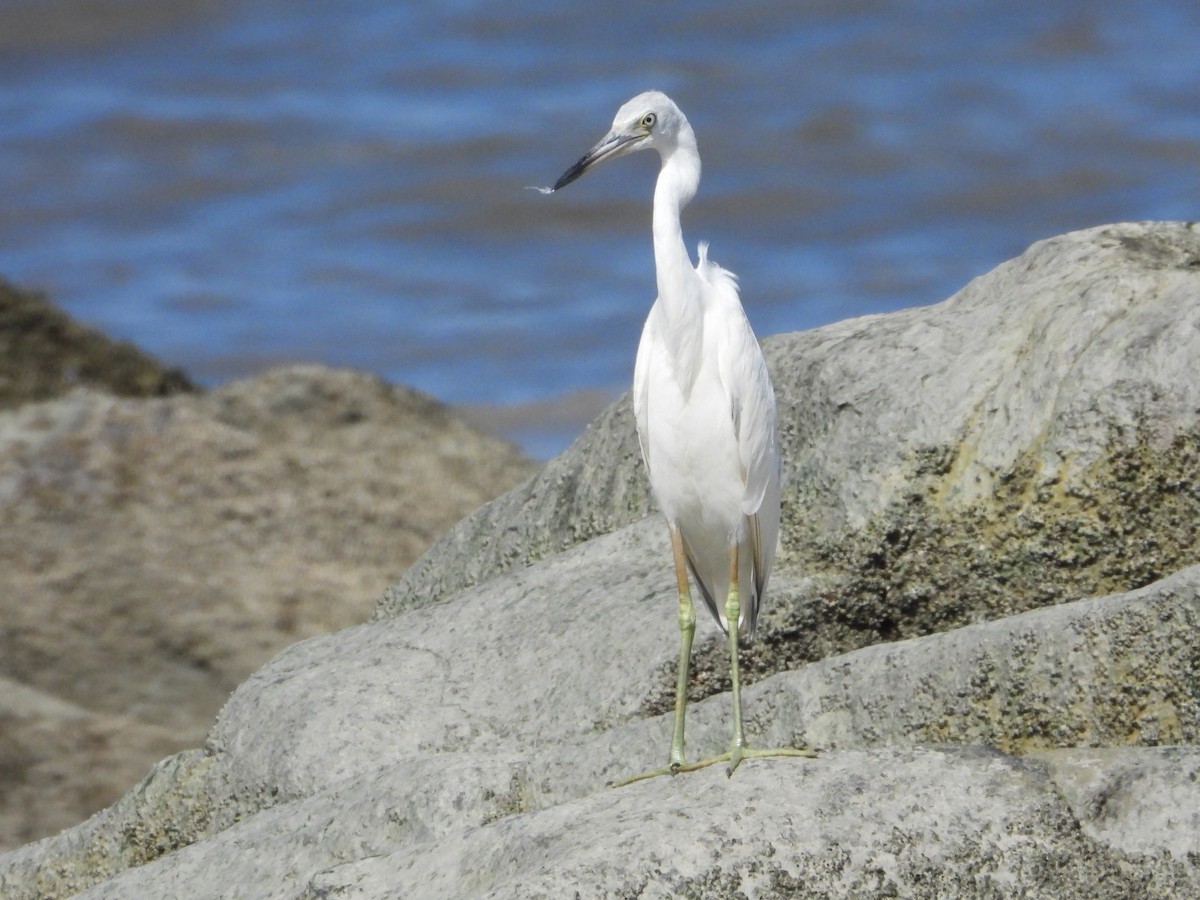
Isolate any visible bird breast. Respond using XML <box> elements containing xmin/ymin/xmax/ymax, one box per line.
<box><xmin>639</xmin><ymin>318</ymin><xmax>745</xmax><ymax>539</ymax></box>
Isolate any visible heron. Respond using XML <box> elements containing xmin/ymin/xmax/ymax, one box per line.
<box><xmin>543</xmin><ymin>91</ymin><xmax>815</xmax><ymax>784</ymax></box>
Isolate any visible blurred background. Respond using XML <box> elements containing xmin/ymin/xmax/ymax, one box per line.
<box><xmin>1</xmin><ymin>0</ymin><xmax>1197</xmax><ymax>459</ymax></box>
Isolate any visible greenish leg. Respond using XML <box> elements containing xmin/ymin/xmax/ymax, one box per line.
<box><xmin>724</xmin><ymin>547</ymin><xmax>748</xmax><ymax>776</ymax></box>
<box><xmin>610</xmin><ymin>535</ymin><xmax>817</xmax><ymax>789</ymax></box>
<box><xmin>669</xmin><ymin>527</ymin><xmax>696</xmax><ymax>768</ymax></box>
<box><xmin>659</xmin><ymin>545</ymin><xmax>817</xmax><ymax>780</ymax></box>
<box><xmin>608</xmin><ymin>526</ymin><xmax>695</xmax><ymax>788</ymax></box>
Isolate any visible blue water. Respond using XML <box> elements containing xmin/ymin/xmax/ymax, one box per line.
<box><xmin>1</xmin><ymin>1</ymin><xmax>1197</xmax><ymax>457</ymax></box>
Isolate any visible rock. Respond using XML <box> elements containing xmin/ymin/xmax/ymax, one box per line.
<box><xmin>1032</xmin><ymin>746</ymin><xmax>1200</xmax><ymax>863</ymax></box>
<box><xmin>14</xmin><ymin>749</ymin><xmax>1200</xmax><ymax>898</ymax></box>
<box><xmin>384</xmin><ymin>221</ymin><xmax>1200</xmax><ymax>722</ymax></box>
<box><xmin>0</xmin><ymin>362</ymin><xmax>536</xmax><ymax>849</ymax></box>
<box><xmin>381</xmin><ymin>220</ymin><xmax>1200</xmax><ymax>619</ymax></box>
<box><xmin>2</xmin><ymin>562</ymin><xmax>1198</xmax><ymax>898</ymax></box>
<box><xmin>0</xmin><ymin>277</ymin><xmax>194</xmax><ymax>407</ymax></box>
<box><xmin>760</xmin><ymin>219</ymin><xmax>1200</xmax><ymax>669</ymax></box>
<box><xmin>4</xmin><ymin>222</ymin><xmax>1200</xmax><ymax>895</ymax></box>
<box><xmin>299</xmin><ymin>748</ymin><xmax>1200</xmax><ymax>899</ymax></box>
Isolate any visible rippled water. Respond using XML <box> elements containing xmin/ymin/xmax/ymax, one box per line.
<box><xmin>1</xmin><ymin>1</ymin><xmax>1197</xmax><ymax>456</ymax></box>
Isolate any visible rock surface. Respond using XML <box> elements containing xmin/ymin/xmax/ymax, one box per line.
<box><xmin>0</xmin><ymin>357</ymin><xmax>536</xmax><ymax>849</ymax></box>
<box><xmin>3</xmin><ymin>562</ymin><xmax>1198</xmax><ymax>898</ymax></box>
<box><xmin>3</xmin><ymin>221</ymin><xmax>1200</xmax><ymax>896</ymax></box>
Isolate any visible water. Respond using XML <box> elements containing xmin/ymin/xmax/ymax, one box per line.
<box><xmin>1</xmin><ymin>1</ymin><xmax>1197</xmax><ymax>458</ymax></box>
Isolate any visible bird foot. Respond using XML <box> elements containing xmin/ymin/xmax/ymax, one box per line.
<box><xmin>608</xmin><ymin>746</ymin><xmax>817</xmax><ymax>788</ymax></box>
<box><xmin>607</xmin><ymin>762</ymin><xmax>681</xmax><ymax>788</ymax></box>
<box><xmin>677</xmin><ymin>745</ymin><xmax>818</xmax><ymax>779</ymax></box>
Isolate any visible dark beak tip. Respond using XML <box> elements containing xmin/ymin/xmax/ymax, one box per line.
<box><xmin>552</xmin><ymin>161</ymin><xmax>588</xmax><ymax>192</ymax></box>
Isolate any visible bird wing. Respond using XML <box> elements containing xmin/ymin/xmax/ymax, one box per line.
<box><xmin>695</xmin><ymin>244</ymin><xmax>780</xmax><ymax>519</ymax></box>
<box><xmin>631</xmin><ymin>299</ymin><xmax>659</xmax><ymax>475</ymax></box>
<box><xmin>697</xmin><ymin>244</ymin><xmax>782</xmax><ymax>630</ymax></box>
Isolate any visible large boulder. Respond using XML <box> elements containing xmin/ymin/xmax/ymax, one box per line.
<box><xmin>2</xmin><ymin>560</ymin><xmax>1197</xmax><ymax>898</ymax></box>
<box><xmin>382</xmin><ymin>220</ymin><xmax>1200</xmax><ymax>621</ymax></box>
<box><xmin>3</xmin><ymin>221</ymin><xmax>1199</xmax><ymax>896</ymax></box>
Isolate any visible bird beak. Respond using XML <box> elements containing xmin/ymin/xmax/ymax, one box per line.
<box><xmin>552</xmin><ymin>129</ymin><xmax>644</xmax><ymax>191</ymax></box>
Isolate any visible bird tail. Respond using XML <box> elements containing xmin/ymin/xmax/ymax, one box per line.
<box><xmin>686</xmin><ymin>555</ymin><xmax>725</xmax><ymax>637</ymax></box>
<box><xmin>683</xmin><ymin>543</ymin><xmax>761</xmax><ymax>643</ymax></box>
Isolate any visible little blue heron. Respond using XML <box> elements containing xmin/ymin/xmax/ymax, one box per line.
<box><xmin>543</xmin><ymin>91</ymin><xmax>815</xmax><ymax>784</ymax></box>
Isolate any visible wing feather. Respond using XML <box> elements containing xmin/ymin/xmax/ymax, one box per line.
<box><xmin>696</xmin><ymin>243</ymin><xmax>782</xmax><ymax>639</ymax></box>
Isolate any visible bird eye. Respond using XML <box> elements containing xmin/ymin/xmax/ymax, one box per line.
<box><xmin>642</xmin><ymin>112</ymin><xmax>657</xmax><ymax>129</ymax></box>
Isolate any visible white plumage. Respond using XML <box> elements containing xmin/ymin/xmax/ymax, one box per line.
<box><xmin>549</xmin><ymin>91</ymin><xmax>803</xmax><ymax>783</ymax></box>
<box><xmin>633</xmin><ymin>239</ymin><xmax>780</xmax><ymax>638</ymax></box>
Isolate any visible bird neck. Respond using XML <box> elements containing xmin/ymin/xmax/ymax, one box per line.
<box><xmin>650</xmin><ymin>126</ymin><xmax>705</xmax><ymax>393</ymax></box>
<box><xmin>651</xmin><ymin>126</ymin><xmax>701</xmax><ymax>315</ymax></box>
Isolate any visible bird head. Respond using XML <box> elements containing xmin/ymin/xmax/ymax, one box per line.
<box><xmin>551</xmin><ymin>91</ymin><xmax>688</xmax><ymax>192</ymax></box>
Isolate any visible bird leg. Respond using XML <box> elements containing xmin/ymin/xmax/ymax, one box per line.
<box><xmin>669</xmin><ymin>525</ymin><xmax>696</xmax><ymax>769</ymax></box>
<box><xmin>664</xmin><ymin>546</ymin><xmax>750</xmax><ymax>776</ymax></box>
<box><xmin>608</xmin><ymin>525</ymin><xmax>695</xmax><ymax>788</ymax></box>
<box><xmin>724</xmin><ymin>545</ymin><xmax>748</xmax><ymax>775</ymax></box>
<box><xmin>660</xmin><ymin>545</ymin><xmax>818</xmax><ymax>780</ymax></box>
<box><xmin>609</xmin><ymin>533</ymin><xmax>815</xmax><ymax>789</ymax></box>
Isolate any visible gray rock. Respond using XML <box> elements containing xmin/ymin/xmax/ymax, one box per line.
<box><xmin>776</xmin><ymin>221</ymin><xmax>1200</xmax><ymax>534</ymax></box>
<box><xmin>4</xmin><ymin>222</ymin><xmax>1200</xmax><ymax>897</ymax></box>
<box><xmin>1033</xmin><ymin>746</ymin><xmax>1200</xmax><ymax>863</ymax></box>
<box><xmin>3</xmin><ymin>554</ymin><xmax>1198</xmax><ymax>898</ymax></box>
<box><xmin>298</xmin><ymin>747</ymin><xmax>1198</xmax><ymax>900</ymax></box>
<box><xmin>19</xmin><ymin>747</ymin><xmax>1192</xmax><ymax>899</ymax></box>
<box><xmin>381</xmin><ymin>220</ymin><xmax>1200</xmax><ymax>617</ymax></box>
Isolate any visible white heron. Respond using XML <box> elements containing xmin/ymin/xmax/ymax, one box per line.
<box><xmin>544</xmin><ymin>91</ymin><xmax>814</xmax><ymax>783</ymax></box>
